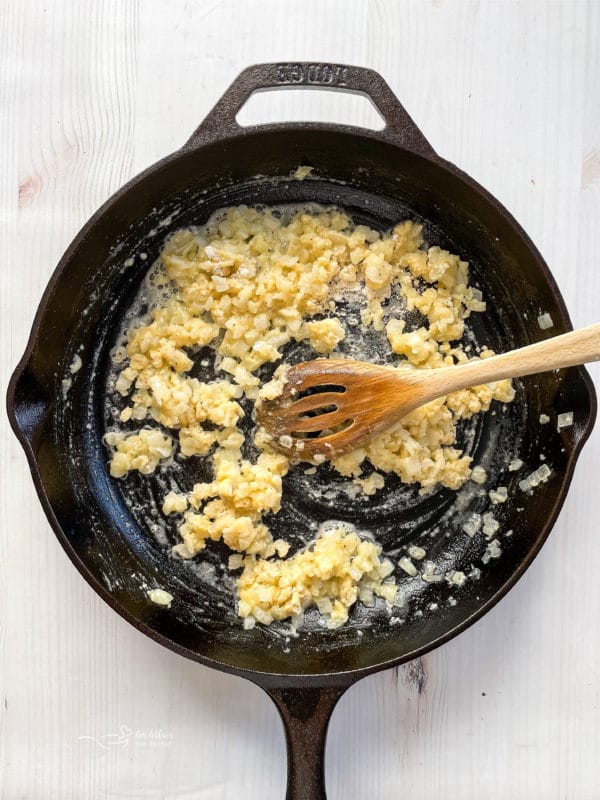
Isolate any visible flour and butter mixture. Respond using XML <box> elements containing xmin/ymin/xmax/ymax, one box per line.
<box><xmin>104</xmin><ymin>204</ymin><xmax>514</xmax><ymax>629</ymax></box>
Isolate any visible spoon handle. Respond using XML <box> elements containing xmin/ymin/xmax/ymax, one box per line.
<box><xmin>410</xmin><ymin>322</ymin><xmax>600</xmax><ymax>400</ymax></box>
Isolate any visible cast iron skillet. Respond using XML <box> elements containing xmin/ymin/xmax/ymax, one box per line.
<box><xmin>7</xmin><ymin>63</ymin><xmax>597</xmax><ymax>799</ymax></box>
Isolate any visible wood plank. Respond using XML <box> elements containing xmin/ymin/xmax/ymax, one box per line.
<box><xmin>1</xmin><ymin>1</ymin><xmax>598</xmax><ymax>797</ymax></box>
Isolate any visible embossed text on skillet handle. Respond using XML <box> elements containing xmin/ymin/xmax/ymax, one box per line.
<box><xmin>274</xmin><ymin>62</ymin><xmax>349</xmax><ymax>87</ymax></box>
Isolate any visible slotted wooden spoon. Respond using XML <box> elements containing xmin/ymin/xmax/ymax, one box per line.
<box><xmin>257</xmin><ymin>322</ymin><xmax>600</xmax><ymax>462</ymax></box>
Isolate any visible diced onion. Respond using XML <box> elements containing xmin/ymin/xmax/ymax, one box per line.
<box><xmin>421</xmin><ymin>561</ymin><xmax>443</xmax><ymax>583</ymax></box>
<box><xmin>147</xmin><ymin>588</ymin><xmax>173</xmax><ymax>607</ymax></box>
<box><xmin>471</xmin><ymin>466</ymin><xmax>487</xmax><ymax>484</ymax></box>
<box><xmin>489</xmin><ymin>486</ymin><xmax>508</xmax><ymax>505</ymax></box>
<box><xmin>462</xmin><ymin>513</ymin><xmax>482</xmax><ymax>537</ymax></box>
<box><xmin>446</xmin><ymin>570</ymin><xmax>466</xmax><ymax>587</ymax></box>
<box><xmin>537</xmin><ymin>313</ymin><xmax>554</xmax><ymax>330</ymax></box>
<box><xmin>557</xmin><ymin>411</ymin><xmax>573</xmax><ymax>429</ymax></box>
<box><xmin>398</xmin><ymin>557</ymin><xmax>417</xmax><ymax>577</ymax></box>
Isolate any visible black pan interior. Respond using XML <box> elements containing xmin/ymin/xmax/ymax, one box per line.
<box><xmin>13</xmin><ymin>128</ymin><xmax>595</xmax><ymax>677</ymax></box>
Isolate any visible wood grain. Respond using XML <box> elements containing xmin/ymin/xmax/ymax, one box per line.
<box><xmin>1</xmin><ymin>1</ymin><xmax>599</xmax><ymax>798</ymax></box>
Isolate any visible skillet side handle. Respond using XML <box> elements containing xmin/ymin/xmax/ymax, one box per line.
<box><xmin>6</xmin><ymin>361</ymin><xmax>51</xmax><ymax>455</ymax></box>
<box><xmin>184</xmin><ymin>62</ymin><xmax>436</xmax><ymax>158</ymax></box>
<box><xmin>263</xmin><ymin>684</ymin><xmax>347</xmax><ymax>800</ymax></box>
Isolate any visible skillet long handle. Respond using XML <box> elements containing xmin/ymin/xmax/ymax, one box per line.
<box><xmin>412</xmin><ymin>322</ymin><xmax>600</xmax><ymax>402</ymax></box>
<box><xmin>262</xmin><ymin>685</ymin><xmax>347</xmax><ymax>800</ymax></box>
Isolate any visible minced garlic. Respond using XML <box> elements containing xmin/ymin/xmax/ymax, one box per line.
<box><xmin>105</xmin><ymin>205</ymin><xmax>515</xmax><ymax>628</ymax></box>
<box><xmin>106</xmin><ymin>429</ymin><xmax>173</xmax><ymax>478</ymax></box>
<box><xmin>237</xmin><ymin>525</ymin><xmax>396</xmax><ymax>629</ymax></box>
<box><xmin>306</xmin><ymin>317</ymin><xmax>345</xmax><ymax>354</ymax></box>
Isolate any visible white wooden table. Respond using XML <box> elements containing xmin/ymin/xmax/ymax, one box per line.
<box><xmin>1</xmin><ymin>2</ymin><xmax>599</xmax><ymax>798</ymax></box>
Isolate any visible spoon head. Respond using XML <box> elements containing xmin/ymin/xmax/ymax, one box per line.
<box><xmin>256</xmin><ymin>358</ymin><xmax>420</xmax><ymax>462</ymax></box>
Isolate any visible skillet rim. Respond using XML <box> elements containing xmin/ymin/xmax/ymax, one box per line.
<box><xmin>6</xmin><ymin>121</ymin><xmax>597</xmax><ymax>686</ymax></box>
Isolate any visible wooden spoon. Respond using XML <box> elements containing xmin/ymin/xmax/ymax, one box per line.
<box><xmin>257</xmin><ymin>322</ymin><xmax>600</xmax><ymax>462</ymax></box>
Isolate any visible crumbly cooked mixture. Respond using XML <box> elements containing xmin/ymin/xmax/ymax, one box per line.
<box><xmin>105</xmin><ymin>429</ymin><xmax>173</xmax><ymax>478</ymax></box>
<box><xmin>105</xmin><ymin>205</ymin><xmax>514</xmax><ymax>628</ymax></box>
<box><xmin>236</xmin><ymin>524</ymin><xmax>396</xmax><ymax>629</ymax></box>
